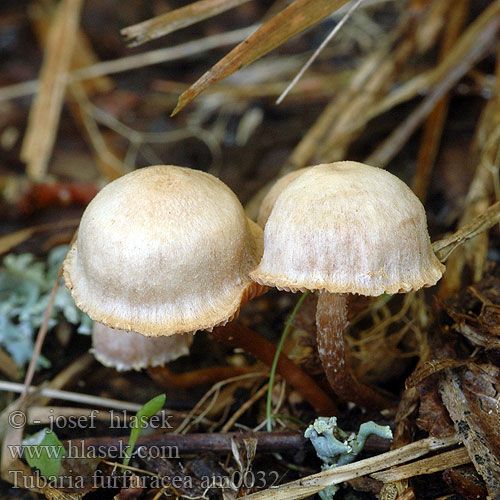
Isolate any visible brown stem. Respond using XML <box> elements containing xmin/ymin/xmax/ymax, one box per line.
<box><xmin>211</xmin><ymin>322</ymin><xmax>337</xmax><ymax>415</ymax></box>
<box><xmin>316</xmin><ymin>291</ymin><xmax>396</xmax><ymax>409</ymax></box>
<box><xmin>147</xmin><ymin>365</ymin><xmax>249</xmax><ymax>389</ymax></box>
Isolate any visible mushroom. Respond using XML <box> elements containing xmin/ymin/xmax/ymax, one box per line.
<box><xmin>91</xmin><ymin>323</ymin><xmax>193</xmax><ymax>372</ymax></box>
<box><xmin>251</xmin><ymin>161</ymin><xmax>445</xmax><ymax>409</ymax></box>
<box><xmin>64</xmin><ymin>165</ymin><xmax>336</xmax><ymax>413</ymax></box>
<box><xmin>64</xmin><ymin>165</ymin><xmax>264</xmax><ymax>336</ymax></box>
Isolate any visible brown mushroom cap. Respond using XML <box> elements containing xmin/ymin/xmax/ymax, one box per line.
<box><xmin>64</xmin><ymin>165</ymin><xmax>264</xmax><ymax>336</ymax></box>
<box><xmin>250</xmin><ymin>161</ymin><xmax>445</xmax><ymax>296</ymax></box>
<box><xmin>92</xmin><ymin>323</ymin><xmax>193</xmax><ymax>371</ymax></box>
<box><xmin>257</xmin><ymin>168</ymin><xmax>311</xmax><ymax>228</ymax></box>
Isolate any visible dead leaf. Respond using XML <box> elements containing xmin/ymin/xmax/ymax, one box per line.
<box><xmin>172</xmin><ymin>0</ymin><xmax>350</xmax><ymax>115</ymax></box>
<box><xmin>415</xmin><ymin>375</ymin><xmax>454</xmax><ymax>437</ymax></box>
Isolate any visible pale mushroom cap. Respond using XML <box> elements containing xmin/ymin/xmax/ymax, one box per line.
<box><xmin>64</xmin><ymin>165</ymin><xmax>264</xmax><ymax>336</ymax></box>
<box><xmin>250</xmin><ymin>161</ymin><xmax>445</xmax><ymax>296</ymax></box>
<box><xmin>257</xmin><ymin>168</ymin><xmax>311</xmax><ymax>228</ymax></box>
<box><xmin>92</xmin><ymin>323</ymin><xmax>193</xmax><ymax>371</ymax></box>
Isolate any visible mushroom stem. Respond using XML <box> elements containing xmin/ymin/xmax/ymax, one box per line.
<box><xmin>211</xmin><ymin>322</ymin><xmax>337</xmax><ymax>415</ymax></box>
<box><xmin>316</xmin><ymin>291</ymin><xmax>395</xmax><ymax>410</ymax></box>
<box><xmin>147</xmin><ymin>365</ymin><xmax>249</xmax><ymax>389</ymax></box>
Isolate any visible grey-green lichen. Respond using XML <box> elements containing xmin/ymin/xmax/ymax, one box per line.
<box><xmin>305</xmin><ymin>416</ymin><xmax>393</xmax><ymax>499</ymax></box>
<box><xmin>0</xmin><ymin>245</ymin><xmax>92</xmax><ymax>369</ymax></box>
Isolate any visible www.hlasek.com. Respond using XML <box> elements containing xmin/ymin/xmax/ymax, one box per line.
<box><xmin>10</xmin><ymin>441</ymin><xmax>180</xmax><ymax>460</ymax></box>
<box><xmin>11</xmin><ymin>469</ymin><xmax>282</xmax><ymax>490</ymax></box>
<box><xmin>8</xmin><ymin>409</ymin><xmax>174</xmax><ymax>431</ymax></box>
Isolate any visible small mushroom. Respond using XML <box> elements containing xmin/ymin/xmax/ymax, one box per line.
<box><xmin>91</xmin><ymin>323</ymin><xmax>193</xmax><ymax>372</ymax></box>
<box><xmin>251</xmin><ymin>161</ymin><xmax>445</xmax><ymax>409</ymax></box>
<box><xmin>92</xmin><ymin>324</ymin><xmax>249</xmax><ymax>387</ymax></box>
<box><xmin>64</xmin><ymin>165</ymin><xmax>335</xmax><ymax>413</ymax></box>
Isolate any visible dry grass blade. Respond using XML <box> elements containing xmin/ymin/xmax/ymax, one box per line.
<box><xmin>371</xmin><ymin>447</ymin><xmax>470</xmax><ymax>482</ymax></box>
<box><xmin>122</xmin><ymin>0</ymin><xmax>252</xmax><ymax>47</ymax></box>
<box><xmin>412</xmin><ymin>0</ymin><xmax>469</xmax><ymax>202</ymax></box>
<box><xmin>0</xmin><ymin>219</ymin><xmax>80</xmax><ymax>256</ymax></box>
<box><xmin>0</xmin><ymin>227</ymin><xmax>36</xmax><ymax>255</ymax></box>
<box><xmin>20</xmin><ymin>0</ymin><xmax>83</xmax><ymax>180</ymax></box>
<box><xmin>171</xmin><ymin>0</ymin><xmax>350</xmax><ymax>115</ymax></box>
<box><xmin>239</xmin><ymin>435</ymin><xmax>460</xmax><ymax>500</ymax></box>
<box><xmin>439</xmin><ymin>41</ymin><xmax>500</xmax><ymax>296</ymax></box>
<box><xmin>432</xmin><ymin>200</ymin><xmax>500</xmax><ymax>262</ymax></box>
<box><xmin>276</xmin><ymin>0</ymin><xmax>363</xmax><ymax>105</ymax></box>
<box><xmin>29</xmin><ymin>2</ymin><xmax>113</xmax><ymax>96</ymax></box>
<box><xmin>365</xmin><ymin>0</ymin><xmax>500</xmax><ymax>167</ymax></box>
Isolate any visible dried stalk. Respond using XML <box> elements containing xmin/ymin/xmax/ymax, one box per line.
<box><xmin>412</xmin><ymin>0</ymin><xmax>469</xmax><ymax>202</ymax></box>
<box><xmin>371</xmin><ymin>447</ymin><xmax>470</xmax><ymax>482</ymax></box>
<box><xmin>0</xmin><ymin>26</ymin><xmax>257</xmax><ymax>102</ymax></box>
<box><xmin>365</xmin><ymin>1</ymin><xmax>500</xmax><ymax>167</ymax></box>
<box><xmin>20</xmin><ymin>0</ymin><xmax>83</xmax><ymax>180</ymax></box>
<box><xmin>432</xmin><ymin>200</ymin><xmax>500</xmax><ymax>262</ymax></box>
<box><xmin>239</xmin><ymin>435</ymin><xmax>460</xmax><ymax>500</ymax></box>
<box><xmin>440</xmin><ymin>40</ymin><xmax>500</xmax><ymax>296</ymax></box>
<box><xmin>122</xmin><ymin>0</ymin><xmax>252</xmax><ymax>47</ymax></box>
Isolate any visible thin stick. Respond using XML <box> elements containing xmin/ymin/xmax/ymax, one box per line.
<box><xmin>0</xmin><ymin>381</ymin><xmax>143</xmax><ymax>412</ymax></box>
<box><xmin>276</xmin><ymin>0</ymin><xmax>363</xmax><ymax>105</ymax></box>
<box><xmin>0</xmin><ymin>25</ymin><xmax>258</xmax><ymax>102</ymax></box>
<box><xmin>432</xmin><ymin>200</ymin><xmax>500</xmax><ymax>262</ymax></box>
<box><xmin>371</xmin><ymin>447</ymin><xmax>470</xmax><ymax>482</ymax></box>
<box><xmin>19</xmin><ymin>264</ymin><xmax>64</xmax><ymax>406</ymax></box>
<box><xmin>65</xmin><ymin>431</ymin><xmax>307</xmax><ymax>455</ymax></box>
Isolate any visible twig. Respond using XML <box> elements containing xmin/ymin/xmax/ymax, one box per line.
<box><xmin>19</xmin><ymin>263</ymin><xmax>65</xmax><ymax>405</ymax></box>
<box><xmin>276</xmin><ymin>0</ymin><xmax>363</xmax><ymax>105</ymax></box>
<box><xmin>65</xmin><ymin>431</ymin><xmax>308</xmax><ymax>455</ymax></box>
<box><xmin>147</xmin><ymin>365</ymin><xmax>249</xmax><ymax>389</ymax></box>
<box><xmin>0</xmin><ymin>381</ymin><xmax>146</xmax><ymax>413</ymax></box>
<box><xmin>432</xmin><ymin>200</ymin><xmax>500</xmax><ymax>262</ymax></box>
<box><xmin>439</xmin><ymin>41</ymin><xmax>500</xmax><ymax>296</ymax></box>
<box><xmin>174</xmin><ymin>372</ymin><xmax>267</xmax><ymax>435</ymax></box>
<box><xmin>371</xmin><ymin>447</ymin><xmax>470</xmax><ymax>482</ymax></box>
